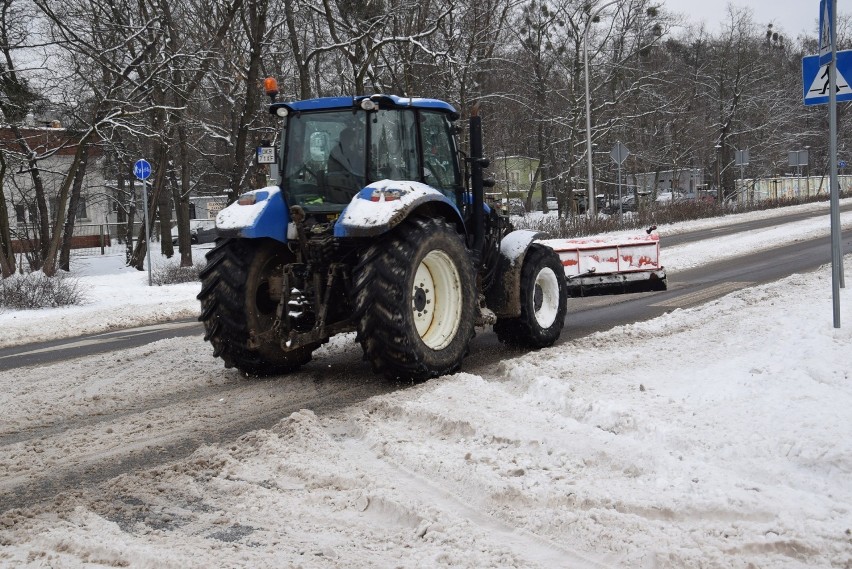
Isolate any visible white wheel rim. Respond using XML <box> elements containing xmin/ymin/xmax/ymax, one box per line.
<box><xmin>412</xmin><ymin>250</ymin><xmax>463</xmax><ymax>350</ymax></box>
<box><xmin>533</xmin><ymin>267</ymin><xmax>560</xmax><ymax>329</ymax></box>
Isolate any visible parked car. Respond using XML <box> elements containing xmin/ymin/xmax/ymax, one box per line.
<box><xmin>604</xmin><ymin>196</ymin><xmax>631</xmax><ymax>215</ymax></box>
<box><xmin>655</xmin><ymin>191</ymin><xmax>687</xmax><ymax>205</ymax></box>
<box><xmin>172</xmin><ymin>219</ymin><xmax>217</xmax><ymax>245</ymax></box>
<box><xmin>544</xmin><ymin>197</ymin><xmax>558</xmax><ymax>211</ymax></box>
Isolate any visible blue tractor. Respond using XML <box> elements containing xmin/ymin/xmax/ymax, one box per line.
<box><xmin>198</xmin><ymin>86</ymin><xmax>568</xmax><ymax>380</ymax></box>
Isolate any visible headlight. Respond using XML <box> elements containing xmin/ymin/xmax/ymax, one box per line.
<box><xmin>276</xmin><ymin>107</ymin><xmax>289</xmax><ymax>117</ymax></box>
<box><xmin>238</xmin><ymin>193</ymin><xmax>257</xmax><ymax>205</ymax></box>
<box><xmin>360</xmin><ymin>99</ymin><xmax>376</xmax><ymax>111</ymax></box>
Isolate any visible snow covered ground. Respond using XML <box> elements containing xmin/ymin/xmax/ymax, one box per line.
<box><xmin>1</xmin><ymin>201</ymin><xmax>851</xmax><ymax>568</ymax></box>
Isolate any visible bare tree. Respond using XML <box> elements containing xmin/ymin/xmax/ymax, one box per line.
<box><xmin>0</xmin><ymin>151</ymin><xmax>14</xmax><ymax>276</ymax></box>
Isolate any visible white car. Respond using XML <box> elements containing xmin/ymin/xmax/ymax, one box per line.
<box><xmin>172</xmin><ymin>219</ymin><xmax>216</xmax><ymax>244</ymax></box>
<box><xmin>655</xmin><ymin>191</ymin><xmax>686</xmax><ymax>204</ymax></box>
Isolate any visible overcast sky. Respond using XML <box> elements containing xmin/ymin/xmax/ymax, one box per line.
<box><xmin>663</xmin><ymin>0</ymin><xmax>823</xmax><ymax>39</ymax></box>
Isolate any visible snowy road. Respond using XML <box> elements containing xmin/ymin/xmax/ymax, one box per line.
<box><xmin>0</xmin><ymin>334</ymin><xmax>392</xmax><ymax>512</ymax></box>
<box><xmin>1</xmin><ymin>201</ymin><xmax>851</xmax><ymax>568</ymax></box>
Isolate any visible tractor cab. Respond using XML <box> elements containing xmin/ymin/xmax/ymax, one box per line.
<box><xmin>270</xmin><ymin>95</ymin><xmax>464</xmax><ymax>214</ymax></box>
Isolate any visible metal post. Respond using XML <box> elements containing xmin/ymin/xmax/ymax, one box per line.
<box><xmin>617</xmin><ymin>160</ymin><xmax>623</xmax><ymax>223</ymax></box>
<box><xmin>805</xmin><ymin>145</ymin><xmax>811</xmax><ymax>196</ymax></box>
<box><xmin>828</xmin><ymin>0</ymin><xmax>843</xmax><ymax>327</ymax></box>
<box><xmin>715</xmin><ymin>143</ymin><xmax>721</xmax><ymax>205</ymax></box>
<box><xmin>583</xmin><ymin>23</ymin><xmax>595</xmax><ymax>218</ymax></box>
<box><xmin>141</xmin><ymin>181</ymin><xmax>152</xmax><ymax>286</ymax></box>
<box><xmin>581</xmin><ymin>0</ymin><xmax>621</xmax><ymax>219</ymax></box>
<box><xmin>740</xmin><ymin>165</ymin><xmax>745</xmax><ymax>204</ymax></box>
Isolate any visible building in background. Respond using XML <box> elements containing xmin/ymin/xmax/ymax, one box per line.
<box><xmin>491</xmin><ymin>155</ymin><xmax>540</xmax><ymax>206</ymax></box>
<box><xmin>631</xmin><ymin>168</ymin><xmax>705</xmax><ymax>198</ymax></box>
<box><xmin>1</xmin><ymin>121</ymin><xmax>107</xmax><ymax>237</ymax></box>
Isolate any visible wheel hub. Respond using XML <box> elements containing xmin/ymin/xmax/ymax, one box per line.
<box><xmin>413</xmin><ymin>287</ymin><xmax>428</xmax><ymax>312</ymax></box>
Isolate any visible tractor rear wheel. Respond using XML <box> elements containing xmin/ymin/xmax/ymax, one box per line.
<box><xmin>197</xmin><ymin>238</ymin><xmax>316</xmax><ymax>376</ymax></box>
<box><xmin>352</xmin><ymin>217</ymin><xmax>476</xmax><ymax>381</ymax></box>
<box><xmin>494</xmin><ymin>245</ymin><xmax>567</xmax><ymax>348</ymax></box>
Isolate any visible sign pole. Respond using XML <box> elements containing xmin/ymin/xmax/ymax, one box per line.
<box><xmin>134</xmin><ymin>159</ymin><xmax>153</xmax><ymax>287</ymax></box>
<box><xmin>141</xmin><ymin>180</ymin><xmax>152</xmax><ymax>287</ymax></box>
<box><xmin>828</xmin><ymin>0</ymin><xmax>843</xmax><ymax>327</ymax></box>
<box><xmin>609</xmin><ymin>141</ymin><xmax>630</xmax><ymax>225</ymax></box>
<box><xmin>617</xmin><ymin>160</ymin><xmax>623</xmax><ymax>223</ymax></box>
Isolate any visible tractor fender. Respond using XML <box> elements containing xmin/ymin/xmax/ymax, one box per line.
<box><xmin>334</xmin><ymin>180</ymin><xmax>464</xmax><ymax>238</ymax></box>
<box><xmin>486</xmin><ymin>230</ymin><xmax>549</xmax><ymax>318</ymax></box>
<box><xmin>215</xmin><ymin>186</ymin><xmax>289</xmax><ymax>243</ymax></box>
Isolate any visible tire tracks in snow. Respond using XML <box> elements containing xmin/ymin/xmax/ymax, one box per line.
<box><xmin>333</xmin><ymin>429</ymin><xmax>618</xmax><ymax>568</ymax></box>
<box><xmin>1</xmin><ymin>376</ymin><xmax>394</xmax><ymax>513</ymax></box>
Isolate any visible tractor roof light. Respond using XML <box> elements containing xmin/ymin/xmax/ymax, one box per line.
<box><xmin>360</xmin><ymin>98</ymin><xmax>376</xmax><ymax>111</ymax></box>
<box><xmin>264</xmin><ymin>77</ymin><xmax>279</xmax><ymax>101</ymax></box>
<box><xmin>275</xmin><ymin>107</ymin><xmax>289</xmax><ymax>118</ymax></box>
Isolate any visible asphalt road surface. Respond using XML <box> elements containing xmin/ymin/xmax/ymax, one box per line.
<box><xmin>3</xmin><ymin>204</ymin><xmax>849</xmax><ymax>371</ymax></box>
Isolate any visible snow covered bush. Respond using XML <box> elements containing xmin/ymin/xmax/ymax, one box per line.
<box><xmin>0</xmin><ymin>271</ymin><xmax>85</xmax><ymax>310</ymax></box>
<box><xmin>150</xmin><ymin>261</ymin><xmax>205</xmax><ymax>286</ymax></box>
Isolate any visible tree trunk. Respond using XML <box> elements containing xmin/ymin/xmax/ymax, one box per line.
<box><xmin>123</xmin><ymin>176</ymin><xmax>136</xmax><ymax>266</ymax></box>
<box><xmin>9</xmin><ymin>125</ymin><xmax>50</xmax><ymax>271</ymax></box>
<box><xmin>169</xmin><ymin>125</ymin><xmax>193</xmax><ymax>267</ymax></box>
<box><xmin>59</xmin><ymin>145</ymin><xmax>91</xmax><ymax>271</ymax></box>
<box><xmin>524</xmin><ymin>164</ymin><xmax>542</xmax><ymax>211</ymax></box>
<box><xmin>157</xmin><ymin>154</ymin><xmax>174</xmax><ymax>258</ymax></box>
<box><xmin>42</xmin><ymin>136</ymin><xmax>93</xmax><ymax>277</ymax></box>
<box><xmin>0</xmin><ymin>153</ymin><xmax>15</xmax><ymax>278</ymax></box>
<box><xmin>284</xmin><ymin>0</ymin><xmax>311</xmax><ymax>99</ymax></box>
<box><xmin>226</xmin><ymin>0</ymin><xmax>268</xmax><ymax>204</ymax></box>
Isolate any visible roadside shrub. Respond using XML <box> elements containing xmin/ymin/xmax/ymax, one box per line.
<box><xmin>151</xmin><ymin>261</ymin><xmax>205</xmax><ymax>286</ymax></box>
<box><xmin>0</xmin><ymin>271</ymin><xmax>86</xmax><ymax>310</ymax></box>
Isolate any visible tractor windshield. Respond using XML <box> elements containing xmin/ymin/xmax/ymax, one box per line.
<box><xmin>280</xmin><ymin>107</ymin><xmax>460</xmax><ymax>211</ymax></box>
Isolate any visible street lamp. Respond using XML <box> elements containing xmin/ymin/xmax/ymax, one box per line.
<box><xmin>583</xmin><ymin>0</ymin><xmax>621</xmax><ymax>218</ymax></box>
<box><xmin>714</xmin><ymin>142</ymin><xmax>722</xmax><ymax>204</ymax></box>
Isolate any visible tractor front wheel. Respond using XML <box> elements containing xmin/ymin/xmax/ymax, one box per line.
<box><xmin>494</xmin><ymin>245</ymin><xmax>567</xmax><ymax>348</ymax></box>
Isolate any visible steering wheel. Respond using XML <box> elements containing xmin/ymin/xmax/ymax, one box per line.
<box><xmin>294</xmin><ymin>164</ymin><xmax>320</xmax><ymax>183</ymax></box>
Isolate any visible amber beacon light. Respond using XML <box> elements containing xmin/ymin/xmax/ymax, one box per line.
<box><xmin>264</xmin><ymin>77</ymin><xmax>279</xmax><ymax>101</ymax></box>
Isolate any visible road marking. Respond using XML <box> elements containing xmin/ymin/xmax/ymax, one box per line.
<box><xmin>95</xmin><ymin>320</ymin><xmax>199</xmax><ymax>337</ymax></box>
<box><xmin>0</xmin><ymin>321</ymin><xmax>199</xmax><ymax>360</ymax></box>
<box><xmin>650</xmin><ymin>281</ymin><xmax>755</xmax><ymax>309</ymax></box>
<box><xmin>0</xmin><ymin>338</ymin><xmax>107</xmax><ymax>360</ymax></box>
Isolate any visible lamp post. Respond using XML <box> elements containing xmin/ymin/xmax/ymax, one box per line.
<box><xmin>714</xmin><ymin>142</ymin><xmax>722</xmax><ymax>205</ymax></box>
<box><xmin>583</xmin><ymin>0</ymin><xmax>620</xmax><ymax>218</ymax></box>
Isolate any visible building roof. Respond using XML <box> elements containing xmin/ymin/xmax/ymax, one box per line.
<box><xmin>0</xmin><ymin>126</ymin><xmax>100</xmax><ymax>157</ymax></box>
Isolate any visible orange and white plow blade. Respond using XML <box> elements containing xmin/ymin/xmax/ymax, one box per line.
<box><xmin>537</xmin><ymin>232</ymin><xmax>665</xmax><ymax>290</ymax></box>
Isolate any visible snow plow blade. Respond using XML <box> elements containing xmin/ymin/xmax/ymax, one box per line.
<box><xmin>537</xmin><ymin>230</ymin><xmax>666</xmax><ymax>296</ymax></box>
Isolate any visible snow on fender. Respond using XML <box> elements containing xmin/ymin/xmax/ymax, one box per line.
<box><xmin>215</xmin><ymin>186</ymin><xmax>288</xmax><ymax>243</ymax></box>
<box><xmin>334</xmin><ymin>180</ymin><xmax>461</xmax><ymax>238</ymax></box>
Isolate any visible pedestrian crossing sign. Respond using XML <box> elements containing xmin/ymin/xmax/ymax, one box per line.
<box><xmin>802</xmin><ymin>50</ymin><xmax>852</xmax><ymax>106</ymax></box>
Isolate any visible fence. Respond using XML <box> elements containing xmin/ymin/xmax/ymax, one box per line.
<box><xmin>733</xmin><ymin>174</ymin><xmax>852</xmax><ymax>204</ymax></box>
<box><xmin>10</xmin><ymin>222</ymin><xmax>165</xmax><ymax>258</ymax></box>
